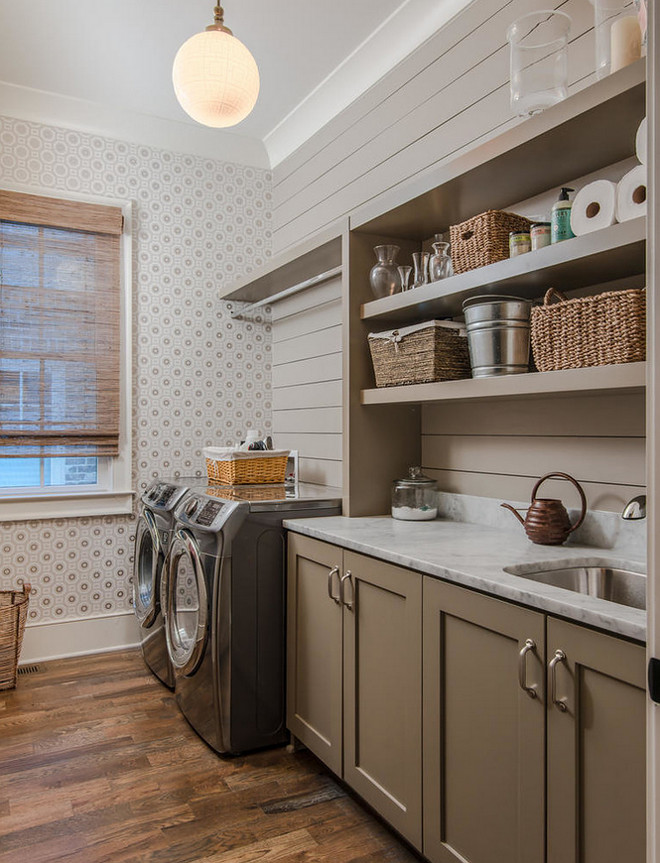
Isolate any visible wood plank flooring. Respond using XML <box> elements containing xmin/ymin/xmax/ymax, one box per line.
<box><xmin>0</xmin><ymin>650</ymin><xmax>419</xmax><ymax>863</ymax></box>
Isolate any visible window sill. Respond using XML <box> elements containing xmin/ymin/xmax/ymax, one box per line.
<box><xmin>0</xmin><ymin>490</ymin><xmax>135</xmax><ymax>521</ymax></box>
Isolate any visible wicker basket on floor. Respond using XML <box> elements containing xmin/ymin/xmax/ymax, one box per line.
<box><xmin>203</xmin><ymin>448</ymin><xmax>290</xmax><ymax>485</ymax></box>
<box><xmin>0</xmin><ymin>583</ymin><xmax>31</xmax><ymax>690</ymax></box>
<box><xmin>368</xmin><ymin>320</ymin><xmax>471</xmax><ymax>387</ymax></box>
<box><xmin>450</xmin><ymin>210</ymin><xmax>531</xmax><ymax>274</ymax></box>
<box><xmin>531</xmin><ymin>287</ymin><xmax>646</xmax><ymax>371</ymax></box>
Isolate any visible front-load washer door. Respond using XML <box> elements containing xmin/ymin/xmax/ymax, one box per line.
<box><xmin>165</xmin><ymin>529</ymin><xmax>209</xmax><ymax>677</ymax></box>
<box><xmin>133</xmin><ymin>509</ymin><xmax>162</xmax><ymax>628</ymax></box>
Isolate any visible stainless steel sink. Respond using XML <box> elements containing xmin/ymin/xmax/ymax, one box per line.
<box><xmin>503</xmin><ymin>563</ymin><xmax>646</xmax><ymax>610</ymax></box>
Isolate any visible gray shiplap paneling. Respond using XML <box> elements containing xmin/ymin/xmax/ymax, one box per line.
<box><xmin>272</xmin><ymin>277</ymin><xmax>343</xmax><ymax>486</ymax></box>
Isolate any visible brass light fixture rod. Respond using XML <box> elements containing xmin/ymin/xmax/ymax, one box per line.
<box><xmin>206</xmin><ymin>4</ymin><xmax>233</xmax><ymax>34</ymax></box>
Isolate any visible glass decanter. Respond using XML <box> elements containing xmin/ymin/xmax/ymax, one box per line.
<box><xmin>429</xmin><ymin>240</ymin><xmax>452</xmax><ymax>282</ymax></box>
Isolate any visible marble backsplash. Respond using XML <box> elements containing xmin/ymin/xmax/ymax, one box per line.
<box><xmin>436</xmin><ymin>492</ymin><xmax>646</xmax><ymax>563</ymax></box>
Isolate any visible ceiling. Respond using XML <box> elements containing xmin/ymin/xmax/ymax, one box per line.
<box><xmin>0</xmin><ymin>0</ymin><xmax>470</xmax><ymax>168</ymax></box>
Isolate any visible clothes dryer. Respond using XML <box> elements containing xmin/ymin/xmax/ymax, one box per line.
<box><xmin>164</xmin><ymin>483</ymin><xmax>341</xmax><ymax>753</ymax></box>
<box><xmin>132</xmin><ymin>477</ymin><xmax>207</xmax><ymax>687</ymax></box>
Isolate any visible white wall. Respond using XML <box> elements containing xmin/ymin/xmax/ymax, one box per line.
<box><xmin>0</xmin><ymin>115</ymin><xmax>273</xmax><ymax>660</ymax></box>
<box><xmin>272</xmin><ymin>0</ymin><xmax>597</xmax><ymax>252</ymax></box>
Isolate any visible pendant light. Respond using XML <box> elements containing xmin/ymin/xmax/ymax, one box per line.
<box><xmin>172</xmin><ymin>3</ymin><xmax>260</xmax><ymax>128</ymax></box>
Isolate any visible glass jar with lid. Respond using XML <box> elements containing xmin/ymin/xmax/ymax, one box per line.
<box><xmin>391</xmin><ymin>467</ymin><xmax>438</xmax><ymax>521</ymax></box>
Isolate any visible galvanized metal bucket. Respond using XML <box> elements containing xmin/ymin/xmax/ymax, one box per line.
<box><xmin>463</xmin><ymin>295</ymin><xmax>531</xmax><ymax>377</ymax></box>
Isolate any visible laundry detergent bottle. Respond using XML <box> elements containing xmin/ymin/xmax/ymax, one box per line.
<box><xmin>551</xmin><ymin>186</ymin><xmax>575</xmax><ymax>243</ymax></box>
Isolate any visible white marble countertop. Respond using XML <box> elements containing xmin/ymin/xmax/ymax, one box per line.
<box><xmin>283</xmin><ymin>515</ymin><xmax>646</xmax><ymax>642</ymax></box>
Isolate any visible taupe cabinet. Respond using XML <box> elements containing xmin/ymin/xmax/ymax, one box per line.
<box><xmin>286</xmin><ymin>533</ymin><xmax>422</xmax><ymax>847</ymax></box>
<box><xmin>287</xmin><ymin>533</ymin><xmax>646</xmax><ymax>863</ymax></box>
<box><xmin>423</xmin><ymin>578</ymin><xmax>546</xmax><ymax>863</ymax></box>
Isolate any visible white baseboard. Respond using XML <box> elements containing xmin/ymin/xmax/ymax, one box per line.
<box><xmin>20</xmin><ymin>612</ymin><xmax>140</xmax><ymax>664</ymax></box>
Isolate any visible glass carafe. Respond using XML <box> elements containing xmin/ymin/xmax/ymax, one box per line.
<box><xmin>429</xmin><ymin>241</ymin><xmax>452</xmax><ymax>282</ymax></box>
<box><xmin>369</xmin><ymin>245</ymin><xmax>401</xmax><ymax>299</ymax></box>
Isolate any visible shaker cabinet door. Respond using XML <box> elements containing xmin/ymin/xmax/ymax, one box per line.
<box><xmin>286</xmin><ymin>533</ymin><xmax>343</xmax><ymax>775</ymax></box>
<box><xmin>423</xmin><ymin>577</ymin><xmax>546</xmax><ymax>863</ymax></box>
<box><xmin>342</xmin><ymin>550</ymin><xmax>423</xmax><ymax>849</ymax></box>
<box><xmin>546</xmin><ymin>617</ymin><xmax>646</xmax><ymax>863</ymax></box>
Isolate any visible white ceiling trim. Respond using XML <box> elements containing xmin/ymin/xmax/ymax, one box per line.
<box><xmin>0</xmin><ymin>80</ymin><xmax>270</xmax><ymax>169</ymax></box>
<box><xmin>263</xmin><ymin>0</ymin><xmax>473</xmax><ymax>167</ymax></box>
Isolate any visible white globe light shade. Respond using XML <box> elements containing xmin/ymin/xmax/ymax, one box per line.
<box><xmin>172</xmin><ymin>30</ymin><xmax>260</xmax><ymax>128</ymax></box>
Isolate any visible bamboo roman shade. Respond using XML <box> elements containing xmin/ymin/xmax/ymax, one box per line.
<box><xmin>0</xmin><ymin>190</ymin><xmax>123</xmax><ymax>458</ymax></box>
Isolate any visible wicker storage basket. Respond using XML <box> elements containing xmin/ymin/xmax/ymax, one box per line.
<box><xmin>450</xmin><ymin>210</ymin><xmax>531</xmax><ymax>274</ymax></box>
<box><xmin>531</xmin><ymin>287</ymin><xmax>646</xmax><ymax>372</ymax></box>
<box><xmin>368</xmin><ymin>320</ymin><xmax>470</xmax><ymax>387</ymax></box>
<box><xmin>203</xmin><ymin>447</ymin><xmax>290</xmax><ymax>485</ymax></box>
<box><xmin>0</xmin><ymin>583</ymin><xmax>30</xmax><ymax>690</ymax></box>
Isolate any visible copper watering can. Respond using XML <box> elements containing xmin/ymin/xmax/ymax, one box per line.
<box><xmin>501</xmin><ymin>472</ymin><xmax>587</xmax><ymax>546</ymax></box>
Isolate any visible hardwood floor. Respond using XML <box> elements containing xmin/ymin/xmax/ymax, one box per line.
<box><xmin>0</xmin><ymin>650</ymin><xmax>419</xmax><ymax>863</ymax></box>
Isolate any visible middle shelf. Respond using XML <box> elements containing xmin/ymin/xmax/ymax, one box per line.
<box><xmin>360</xmin><ymin>218</ymin><xmax>646</xmax><ymax>324</ymax></box>
<box><xmin>361</xmin><ymin>362</ymin><xmax>646</xmax><ymax>406</ymax></box>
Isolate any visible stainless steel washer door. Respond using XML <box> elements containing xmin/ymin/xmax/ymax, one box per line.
<box><xmin>165</xmin><ymin>529</ymin><xmax>208</xmax><ymax>676</ymax></box>
<box><xmin>133</xmin><ymin>510</ymin><xmax>161</xmax><ymax>628</ymax></box>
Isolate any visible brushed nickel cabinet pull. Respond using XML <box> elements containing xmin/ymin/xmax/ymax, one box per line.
<box><xmin>518</xmin><ymin>638</ymin><xmax>538</xmax><ymax>698</ymax></box>
<box><xmin>340</xmin><ymin>570</ymin><xmax>354</xmax><ymax>610</ymax></box>
<box><xmin>327</xmin><ymin>566</ymin><xmax>341</xmax><ymax>604</ymax></box>
<box><xmin>549</xmin><ymin>649</ymin><xmax>568</xmax><ymax>711</ymax></box>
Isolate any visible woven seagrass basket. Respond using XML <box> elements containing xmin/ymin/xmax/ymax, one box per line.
<box><xmin>203</xmin><ymin>448</ymin><xmax>289</xmax><ymax>485</ymax></box>
<box><xmin>531</xmin><ymin>287</ymin><xmax>646</xmax><ymax>372</ymax></box>
<box><xmin>368</xmin><ymin>320</ymin><xmax>471</xmax><ymax>387</ymax></box>
<box><xmin>450</xmin><ymin>210</ymin><xmax>531</xmax><ymax>274</ymax></box>
<box><xmin>0</xmin><ymin>583</ymin><xmax>30</xmax><ymax>690</ymax></box>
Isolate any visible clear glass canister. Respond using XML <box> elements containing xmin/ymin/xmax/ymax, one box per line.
<box><xmin>391</xmin><ymin>467</ymin><xmax>438</xmax><ymax>521</ymax></box>
<box><xmin>507</xmin><ymin>10</ymin><xmax>571</xmax><ymax>117</ymax></box>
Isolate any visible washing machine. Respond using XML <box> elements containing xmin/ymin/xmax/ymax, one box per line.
<box><xmin>164</xmin><ymin>482</ymin><xmax>342</xmax><ymax>754</ymax></box>
<box><xmin>132</xmin><ymin>477</ymin><xmax>207</xmax><ymax>688</ymax></box>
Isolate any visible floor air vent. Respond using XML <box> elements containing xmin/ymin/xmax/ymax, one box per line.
<box><xmin>18</xmin><ymin>664</ymin><xmax>42</xmax><ymax>675</ymax></box>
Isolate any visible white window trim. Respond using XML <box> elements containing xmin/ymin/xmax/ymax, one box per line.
<box><xmin>0</xmin><ymin>183</ymin><xmax>134</xmax><ymax>520</ymax></box>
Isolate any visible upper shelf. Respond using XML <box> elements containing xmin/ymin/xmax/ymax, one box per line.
<box><xmin>351</xmin><ymin>61</ymin><xmax>645</xmax><ymax>240</ymax></box>
<box><xmin>361</xmin><ymin>362</ymin><xmax>646</xmax><ymax>406</ymax></box>
<box><xmin>218</xmin><ymin>220</ymin><xmax>345</xmax><ymax>304</ymax></box>
<box><xmin>361</xmin><ymin>218</ymin><xmax>646</xmax><ymax>323</ymax></box>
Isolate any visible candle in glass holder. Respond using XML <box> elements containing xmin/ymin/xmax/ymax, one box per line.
<box><xmin>610</xmin><ymin>15</ymin><xmax>641</xmax><ymax>73</ymax></box>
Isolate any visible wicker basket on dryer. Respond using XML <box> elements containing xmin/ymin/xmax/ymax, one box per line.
<box><xmin>531</xmin><ymin>287</ymin><xmax>646</xmax><ymax>371</ymax></box>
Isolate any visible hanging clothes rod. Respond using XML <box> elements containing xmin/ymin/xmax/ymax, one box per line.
<box><xmin>229</xmin><ymin>266</ymin><xmax>342</xmax><ymax>319</ymax></box>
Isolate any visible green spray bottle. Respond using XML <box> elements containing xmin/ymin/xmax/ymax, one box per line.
<box><xmin>551</xmin><ymin>187</ymin><xmax>575</xmax><ymax>243</ymax></box>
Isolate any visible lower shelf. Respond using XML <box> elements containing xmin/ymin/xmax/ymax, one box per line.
<box><xmin>361</xmin><ymin>362</ymin><xmax>646</xmax><ymax>405</ymax></box>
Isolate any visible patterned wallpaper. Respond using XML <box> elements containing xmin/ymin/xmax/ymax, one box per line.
<box><xmin>0</xmin><ymin>115</ymin><xmax>273</xmax><ymax>624</ymax></box>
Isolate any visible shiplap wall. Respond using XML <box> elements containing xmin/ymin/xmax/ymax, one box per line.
<box><xmin>271</xmin><ymin>0</ymin><xmax>645</xmax><ymax>512</ymax></box>
<box><xmin>271</xmin><ymin>275</ymin><xmax>343</xmax><ymax>487</ymax></box>
<box><xmin>272</xmin><ymin>0</ymin><xmax>597</xmax><ymax>252</ymax></box>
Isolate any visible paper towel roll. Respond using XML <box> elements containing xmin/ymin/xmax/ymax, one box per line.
<box><xmin>570</xmin><ymin>180</ymin><xmax>617</xmax><ymax>236</ymax></box>
<box><xmin>636</xmin><ymin>116</ymin><xmax>647</xmax><ymax>165</ymax></box>
<box><xmin>616</xmin><ymin>165</ymin><xmax>647</xmax><ymax>222</ymax></box>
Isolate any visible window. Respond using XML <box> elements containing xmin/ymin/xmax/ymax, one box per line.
<box><xmin>0</xmin><ymin>188</ymin><xmax>132</xmax><ymax>518</ymax></box>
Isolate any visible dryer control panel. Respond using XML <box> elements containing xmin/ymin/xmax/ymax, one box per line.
<box><xmin>175</xmin><ymin>494</ymin><xmax>244</xmax><ymax>531</ymax></box>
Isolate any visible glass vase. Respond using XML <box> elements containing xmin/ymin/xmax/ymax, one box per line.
<box><xmin>412</xmin><ymin>252</ymin><xmax>430</xmax><ymax>288</ymax></box>
<box><xmin>429</xmin><ymin>241</ymin><xmax>452</xmax><ymax>282</ymax></box>
<box><xmin>369</xmin><ymin>245</ymin><xmax>401</xmax><ymax>299</ymax></box>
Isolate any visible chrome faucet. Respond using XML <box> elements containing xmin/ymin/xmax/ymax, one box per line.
<box><xmin>622</xmin><ymin>495</ymin><xmax>646</xmax><ymax>520</ymax></box>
